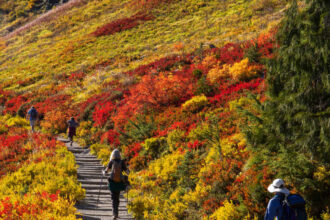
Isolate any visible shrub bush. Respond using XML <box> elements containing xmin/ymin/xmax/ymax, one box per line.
<box><xmin>182</xmin><ymin>95</ymin><xmax>208</xmax><ymax>113</ymax></box>
<box><xmin>228</xmin><ymin>58</ymin><xmax>260</xmax><ymax>81</ymax></box>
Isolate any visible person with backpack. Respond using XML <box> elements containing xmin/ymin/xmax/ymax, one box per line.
<box><xmin>103</xmin><ymin>149</ymin><xmax>129</xmax><ymax>220</ymax></box>
<box><xmin>265</xmin><ymin>178</ymin><xmax>307</xmax><ymax>220</ymax></box>
<box><xmin>27</xmin><ymin>106</ymin><xmax>38</xmax><ymax>133</ymax></box>
<box><xmin>67</xmin><ymin>117</ymin><xmax>79</xmax><ymax>146</ymax></box>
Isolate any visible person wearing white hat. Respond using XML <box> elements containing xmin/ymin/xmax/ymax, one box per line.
<box><xmin>264</xmin><ymin>178</ymin><xmax>290</xmax><ymax>220</ymax></box>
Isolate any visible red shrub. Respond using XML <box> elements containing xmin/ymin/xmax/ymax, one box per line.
<box><xmin>0</xmin><ymin>132</ymin><xmax>29</xmax><ymax>177</ymax></box>
<box><xmin>33</xmin><ymin>94</ymin><xmax>71</xmax><ymax>117</ymax></box>
<box><xmin>112</xmin><ymin>72</ymin><xmax>193</xmax><ymax>127</ymax></box>
<box><xmin>100</xmin><ymin>129</ymin><xmax>120</xmax><ymax>146</ymax></box>
<box><xmin>91</xmin><ymin>12</ymin><xmax>154</xmax><ymax>37</ymax></box>
<box><xmin>209</xmin><ymin>78</ymin><xmax>264</xmax><ymax>106</ymax></box>
<box><xmin>218</xmin><ymin>43</ymin><xmax>244</xmax><ymax>64</ymax></box>
<box><xmin>68</xmin><ymin>71</ymin><xmax>85</xmax><ymax>81</ymax></box>
<box><xmin>0</xmin><ymin>191</ymin><xmax>61</xmax><ymax>218</ymax></box>
<box><xmin>93</xmin><ymin>101</ymin><xmax>114</xmax><ymax>127</ymax></box>
<box><xmin>4</xmin><ymin>95</ymin><xmax>28</xmax><ymax>115</ymax></box>
<box><xmin>126</xmin><ymin>55</ymin><xmax>192</xmax><ymax>76</ymax></box>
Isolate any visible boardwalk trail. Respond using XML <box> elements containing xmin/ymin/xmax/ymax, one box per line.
<box><xmin>58</xmin><ymin>137</ymin><xmax>133</xmax><ymax>220</ymax></box>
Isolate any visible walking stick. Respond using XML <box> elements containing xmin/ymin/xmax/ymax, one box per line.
<box><xmin>97</xmin><ymin>171</ymin><xmax>104</xmax><ymax>204</ymax></box>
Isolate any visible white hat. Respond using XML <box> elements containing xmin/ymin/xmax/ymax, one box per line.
<box><xmin>267</xmin><ymin>179</ymin><xmax>290</xmax><ymax>195</ymax></box>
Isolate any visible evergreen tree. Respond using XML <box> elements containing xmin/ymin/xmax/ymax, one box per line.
<box><xmin>244</xmin><ymin>0</ymin><xmax>329</xmax><ymax>216</ymax></box>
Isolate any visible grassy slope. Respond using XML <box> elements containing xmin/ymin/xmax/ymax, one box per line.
<box><xmin>0</xmin><ymin>0</ymin><xmax>286</xmax><ymax>96</ymax></box>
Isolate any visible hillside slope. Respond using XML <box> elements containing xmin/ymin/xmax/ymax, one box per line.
<box><xmin>1</xmin><ymin>0</ymin><xmax>329</xmax><ymax>219</ymax></box>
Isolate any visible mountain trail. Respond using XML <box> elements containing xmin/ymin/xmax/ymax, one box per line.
<box><xmin>57</xmin><ymin>137</ymin><xmax>133</xmax><ymax>220</ymax></box>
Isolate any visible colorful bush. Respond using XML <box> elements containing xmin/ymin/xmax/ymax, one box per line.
<box><xmin>207</xmin><ymin>64</ymin><xmax>231</xmax><ymax>84</ymax></box>
<box><xmin>93</xmin><ymin>101</ymin><xmax>114</xmax><ymax>127</ymax></box>
<box><xmin>209</xmin><ymin>78</ymin><xmax>264</xmax><ymax>106</ymax></box>
<box><xmin>210</xmin><ymin>200</ymin><xmax>243</xmax><ymax>220</ymax></box>
<box><xmin>41</xmin><ymin>108</ymin><xmax>75</xmax><ymax>134</ymax></box>
<box><xmin>91</xmin><ymin>12</ymin><xmax>154</xmax><ymax>37</ymax></box>
<box><xmin>141</xmin><ymin>136</ymin><xmax>167</xmax><ymax>158</ymax></box>
<box><xmin>228</xmin><ymin>58</ymin><xmax>261</xmax><ymax>81</ymax></box>
<box><xmin>113</xmin><ymin>72</ymin><xmax>193</xmax><ymax>127</ymax></box>
<box><xmin>0</xmin><ymin>191</ymin><xmax>77</xmax><ymax>219</ymax></box>
<box><xmin>0</xmin><ymin>119</ymin><xmax>84</xmax><ymax>219</ymax></box>
<box><xmin>182</xmin><ymin>95</ymin><xmax>208</xmax><ymax>113</ymax></box>
<box><xmin>4</xmin><ymin>95</ymin><xmax>28</xmax><ymax>115</ymax></box>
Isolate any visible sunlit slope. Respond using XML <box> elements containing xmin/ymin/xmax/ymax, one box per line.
<box><xmin>0</xmin><ymin>0</ymin><xmax>286</xmax><ymax>91</ymax></box>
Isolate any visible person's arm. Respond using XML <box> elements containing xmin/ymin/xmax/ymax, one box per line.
<box><xmin>122</xmin><ymin>160</ymin><xmax>130</xmax><ymax>174</ymax></box>
<box><xmin>103</xmin><ymin>160</ymin><xmax>112</xmax><ymax>174</ymax></box>
<box><xmin>264</xmin><ymin>198</ymin><xmax>281</xmax><ymax>220</ymax></box>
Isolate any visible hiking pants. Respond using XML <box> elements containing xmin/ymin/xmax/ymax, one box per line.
<box><xmin>111</xmin><ymin>190</ymin><xmax>120</xmax><ymax>217</ymax></box>
<box><xmin>30</xmin><ymin>120</ymin><xmax>36</xmax><ymax>132</ymax></box>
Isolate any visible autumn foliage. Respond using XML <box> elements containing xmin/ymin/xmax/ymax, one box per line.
<box><xmin>91</xmin><ymin>12</ymin><xmax>154</xmax><ymax>37</ymax></box>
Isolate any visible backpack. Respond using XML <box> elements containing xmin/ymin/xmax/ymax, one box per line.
<box><xmin>30</xmin><ymin>109</ymin><xmax>37</xmax><ymax>120</ymax></box>
<box><xmin>282</xmin><ymin>194</ymin><xmax>307</xmax><ymax>220</ymax></box>
<box><xmin>110</xmin><ymin>160</ymin><xmax>122</xmax><ymax>183</ymax></box>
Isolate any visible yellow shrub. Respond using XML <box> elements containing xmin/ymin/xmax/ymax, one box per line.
<box><xmin>0</xmin><ymin>146</ymin><xmax>85</xmax><ymax>201</ymax></box>
<box><xmin>182</xmin><ymin>95</ymin><xmax>208</xmax><ymax>113</ymax></box>
<box><xmin>149</xmin><ymin>152</ymin><xmax>184</xmax><ymax>182</ymax></box>
<box><xmin>127</xmin><ymin>195</ymin><xmax>154</xmax><ymax>219</ymax></box>
<box><xmin>229</xmin><ymin>58</ymin><xmax>259</xmax><ymax>81</ymax></box>
<box><xmin>207</xmin><ymin>64</ymin><xmax>231</xmax><ymax>84</ymax></box>
<box><xmin>229</xmin><ymin>97</ymin><xmax>255</xmax><ymax>111</ymax></box>
<box><xmin>314</xmin><ymin>166</ymin><xmax>330</xmax><ymax>184</ymax></box>
<box><xmin>182</xmin><ymin>183</ymin><xmax>211</xmax><ymax>205</ymax></box>
<box><xmin>210</xmin><ymin>200</ymin><xmax>242</xmax><ymax>220</ymax></box>
<box><xmin>0</xmin><ymin>143</ymin><xmax>84</xmax><ymax>219</ymax></box>
<box><xmin>6</xmin><ymin>116</ymin><xmax>29</xmax><ymax>127</ymax></box>
<box><xmin>202</xmin><ymin>55</ymin><xmax>218</xmax><ymax>69</ymax></box>
<box><xmin>97</xmin><ymin>147</ymin><xmax>111</xmax><ymax>166</ymax></box>
<box><xmin>77</xmin><ymin>121</ymin><xmax>92</xmax><ymax>137</ymax></box>
<box><xmin>322</xmin><ymin>212</ymin><xmax>330</xmax><ymax>220</ymax></box>
<box><xmin>204</xmin><ymin>146</ymin><xmax>221</xmax><ymax>164</ymax></box>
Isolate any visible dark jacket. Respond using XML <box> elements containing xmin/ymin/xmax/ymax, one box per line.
<box><xmin>265</xmin><ymin>193</ymin><xmax>286</xmax><ymax>220</ymax></box>
<box><xmin>107</xmin><ymin>159</ymin><xmax>128</xmax><ymax>192</ymax></box>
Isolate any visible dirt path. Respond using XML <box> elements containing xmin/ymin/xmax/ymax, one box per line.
<box><xmin>58</xmin><ymin>137</ymin><xmax>133</xmax><ymax>220</ymax></box>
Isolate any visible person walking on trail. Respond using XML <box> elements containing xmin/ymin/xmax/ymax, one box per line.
<box><xmin>67</xmin><ymin>117</ymin><xmax>79</xmax><ymax>146</ymax></box>
<box><xmin>103</xmin><ymin>149</ymin><xmax>129</xmax><ymax>220</ymax></box>
<box><xmin>27</xmin><ymin>106</ymin><xmax>38</xmax><ymax>133</ymax></box>
<box><xmin>265</xmin><ymin>178</ymin><xmax>307</xmax><ymax>220</ymax></box>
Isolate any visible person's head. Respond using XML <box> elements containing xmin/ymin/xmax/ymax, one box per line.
<box><xmin>31</xmin><ymin>106</ymin><xmax>35</xmax><ymax>109</ymax></box>
<box><xmin>110</xmin><ymin>148</ymin><xmax>121</xmax><ymax>160</ymax></box>
<box><xmin>70</xmin><ymin>117</ymin><xmax>74</xmax><ymax>121</ymax></box>
<box><xmin>267</xmin><ymin>178</ymin><xmax>290</xmax><ymax>195</ymax></box>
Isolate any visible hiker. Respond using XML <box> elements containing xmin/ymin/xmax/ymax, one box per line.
<box><xmin>27</xmin><ymin>106</ymin><xmax>38</xmax><ymax>132</ymax></box>
<box><xmin>103</xmin><ymin>149</ymin><xmax>129</xmax><ymax>220</ymax></box>
<box><xmin>265</xmin><ymin>178</ymin><xmax>307</xmax><ymax>220</ymax></box>
<box><xmin>67</xmin><ymin>117</ymin><xmax>79</xmax><ymax>146</ymax></box>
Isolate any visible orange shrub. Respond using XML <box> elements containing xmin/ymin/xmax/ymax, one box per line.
<box><xmin>207</xmin><ymin>64</ymin><xmax>231</xmax><ymax>84</ymax></box>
